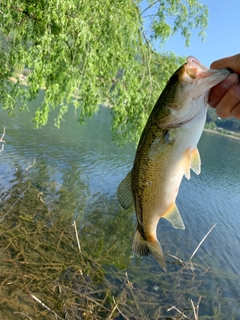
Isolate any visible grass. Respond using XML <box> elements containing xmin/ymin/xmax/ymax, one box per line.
<box><xmin>0</xmin><ymin>164</ymin><xmax>239</xmax><ymax>319</ymax></box>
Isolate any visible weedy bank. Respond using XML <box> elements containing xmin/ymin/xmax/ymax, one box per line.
<box><xmin>0</xmin><ymin>165</ymin><xmax>238</xmax><ymax>319</ymax></box>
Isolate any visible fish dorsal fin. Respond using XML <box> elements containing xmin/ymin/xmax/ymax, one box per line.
<box><xmin>162</xmin><ymin>202</ymin><xmax>185</xmax><ymax>230</ymax></box>
<box><xmin>117</xmin><ymin>171</ymin><xmax>134</xmax><ymax>210</ymax></box>
<box><xmin>148</xmin><ymin>130</ymin><xmax>175</xmax><ymax>162</ymax></box>
<box><xmin>190</xmin><ymin>147</ymin><xmax>201</xmax><ymax>175</ymax></box>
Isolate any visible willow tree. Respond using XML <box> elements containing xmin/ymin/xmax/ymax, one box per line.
<box><xmin>0</xmin><ymin>0</ymin><xmax>208</xmax><ymax>143</ymax></box>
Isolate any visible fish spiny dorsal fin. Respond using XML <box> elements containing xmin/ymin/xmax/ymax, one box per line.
<box><xmin>162</xmin><ymin>202</ymin><xmax>185</xmax><ymax>230</ymax></box>
<box><xmin>117</xmin><ymin>171</ymin><xmax>134</xmax><ymax>210</ymax></box>
<box><xmin>190</xmin><ymin>147</ymin><xmax>201</xmax><ymax>175</ymax></box>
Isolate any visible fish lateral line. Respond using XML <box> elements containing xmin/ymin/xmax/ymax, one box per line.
<box><xmin>117</xmin><ymin>56</ymin><xmax>231</xmax><ymax>270</ymax></box>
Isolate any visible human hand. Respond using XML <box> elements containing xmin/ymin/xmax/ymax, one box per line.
<box><xmin>208</xmin><ymin>54</ymin><xmax>240</xmax><ymax>119</ymax></box>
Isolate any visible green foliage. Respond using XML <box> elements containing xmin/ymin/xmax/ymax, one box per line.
<box><xmin>206</xmin><ymin>108</ymin><xmax>240</xmax><ymax>133</ymax></box>
<box><xmin>216</xmin><ymin>117</ymin><xmax>240</xmax><ymax>132</ymax></box>
<box><xmin>142</xmin><ymin>0</ymin><xmax>208</xmax><ymax>47</ymax></box>
<box><xmin>206</xmin><ymin>107</ymin><xmax>218</xmax><ymax>123</ymax></box>
<box><xmin>204</xmin><ymin>121</ymin><xmax>217</xmax><ymax>130</ymax></box>
<box><xmin>0</xmin><ymin>0</ymin><xmax>208</xmax><ymax>143</ymax></box>
<box><xmin>111</xmin><ymin>51</ymin><xmax>185</xmax><ymax>143</ymax></box>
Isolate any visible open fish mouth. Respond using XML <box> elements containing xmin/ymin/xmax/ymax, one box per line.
<box><xmin>186</xmin><ymin>56</ymin><xmax>221</xmax><ymax>79</ymax></box>
<box><xmin>181</xmin><ymin>56</ymin><xmax>231</xmax><ymax>99</ymax></box>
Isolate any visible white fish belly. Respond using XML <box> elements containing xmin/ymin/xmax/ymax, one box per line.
<box><xmin>140</xmin><ymin>104</ymin><xmax>207</xmax><ymax>237</ymax></box>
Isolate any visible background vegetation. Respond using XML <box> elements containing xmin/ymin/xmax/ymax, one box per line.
<box><xmin>206</xmin><ymin>108</ymin><xmax>240</xmax><ymax>134</ymax></box>
<box><xmin>1</xmin><ymin>163</ymin><xmax>238</xmax><ymax>319</ymax></box>
<box><xmin>0</xmin><ymin>0</ymin><xmax>208</xmax><ymax>143</ymax></box>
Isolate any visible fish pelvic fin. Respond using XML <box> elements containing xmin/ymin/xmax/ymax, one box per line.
<box><xmin>184</xmin><ymin>147</ymin><xmax>201</xmax><ymax>179</ymax></box>
<box><xmin>132</xmin><ymin>229</ymin><xmax>166</xmax><ymax>271</ymax></box>
<box><xmin>162</xmin><ymin>202</ymin><xmax>185</xmax><ymax>230</ymax></box>
<box><xmin>117</xmin><ymin>171</ymin><xmax>134</xmax><ymax>210</ymax></box>
<box><xmin>191</xmin><ymin>147</ymin><xmax>201</xmax><ymax>175</ymax></box>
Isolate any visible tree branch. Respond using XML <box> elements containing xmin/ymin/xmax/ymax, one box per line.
<box><xmin>140</xmin><ymin>0</ymin><xmax>160</xmax><ymax>16</ymax></box>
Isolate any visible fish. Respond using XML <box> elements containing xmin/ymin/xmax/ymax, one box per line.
<box><xmin>117</xmin><ymin>56</ymin><xmax>231</xmax><ymax>271</ymax></box>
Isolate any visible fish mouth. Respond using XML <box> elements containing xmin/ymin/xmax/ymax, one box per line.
<box><xmin>186</xmin><ymin>56</ymin><xmax>217</xmax><ymax>79</ymax></box>
<box><xmin>180</xmin><ymin>56</ymin><xmax>231</xmax><ymax>100</ymax></box>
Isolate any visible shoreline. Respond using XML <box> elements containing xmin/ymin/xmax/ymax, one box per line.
<box><xmin>8</xmin><ymin>74</ymin><xmax>240</xmax><ymax>142</ymax></box>
<box><xmin>204</xmin><ymin>128</ymin><xmax>240</xmax><ymax>141</ymax></box>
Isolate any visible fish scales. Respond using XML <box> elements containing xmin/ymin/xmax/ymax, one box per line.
<box><xmin>117</xmin><ymin>56</ymin><xmax>231</xmax><ymax>271</ymax></box>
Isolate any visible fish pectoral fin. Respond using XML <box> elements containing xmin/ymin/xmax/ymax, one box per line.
<box><xmin>162</xmin><ymin>203</ymin><xmax>185</xmax><ymax>230</ymax></box>
<box><xmin>148</xmin><ymin>131</ymin><xmax>175</xmax><ymax>162</ymax></box>
<box><xmin>190</xmin><ymin>147</ymin><xmax>201</xmax><ymax>175</ymax></box>
<box><xmin>148</xmin><ymin>137</ymin><xmax>164</xmax><ymax>161</ymax></box>
<box><xmin>117</xmin><ymin>171</ymin><xmax>134</xmax><ymax>210</ymax></box>
<box><xmin>132</xmin><ymin>228</ymin><xmax>166</xmax><ymax>271</ymax></box>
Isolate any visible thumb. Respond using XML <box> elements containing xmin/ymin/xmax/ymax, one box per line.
<box><xmin>210</xmin><ymin>54</ymin><xmax>240</xmax><ymax>74</ymax></box>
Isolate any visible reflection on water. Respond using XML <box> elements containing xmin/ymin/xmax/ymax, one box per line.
<box><xmin>0</xmin><ymin>99</ymin><xmax>240</xmax><ymax>319</ymax></box>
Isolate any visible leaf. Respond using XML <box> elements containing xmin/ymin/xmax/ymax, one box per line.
<box><xmin>0</xmin><ymin>0</ymin><xmax>208</xmax><ymax>144</ymax></box>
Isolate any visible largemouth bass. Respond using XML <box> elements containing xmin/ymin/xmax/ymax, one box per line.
<box><xmin>117</xmin><ymin>56</ymin><xmax>230</xmax><ymax>271</ymax></box>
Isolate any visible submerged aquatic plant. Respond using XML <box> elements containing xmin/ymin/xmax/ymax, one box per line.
<box><xmin>0</xmin><ymin>163</ymin><xmax>239</xmax><ymax>319</ymax></box>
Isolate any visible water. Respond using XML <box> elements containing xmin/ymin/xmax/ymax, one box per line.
<box><xmin>1</xmin><ymin>97</ymin><xmax>240</xmax><ymax>319</ymax></box>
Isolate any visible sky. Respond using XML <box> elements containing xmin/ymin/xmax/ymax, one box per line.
<box><xmin>142</xmin><ymin>0</ymin><xmax>239</xmax><ymax>68</ymax></box>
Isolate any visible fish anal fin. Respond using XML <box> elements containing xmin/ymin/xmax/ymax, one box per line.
<box><xmin>132</xmin><ymin>228</ymin><xmax>166</xmax><ymax>271</ymax></box>
<box><xmin>117</xmin><ymin>171</ymin><xmax>134</xmax><ymax>210</ymax></box>
<box><xmin>162</xmin><ymin>202</ymin><xmax>185</xmax><ymax>230</ymax></box>
<box><xmin>191</xmin><ymin>147</ymin><xmax>201</xmax><ymax>175</ymax></box>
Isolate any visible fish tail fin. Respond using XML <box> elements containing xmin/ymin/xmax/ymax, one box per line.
<box><xmin>132</xmin><ymin>229</ymin><xmax>166</xmax><ymax>271</ymax></box>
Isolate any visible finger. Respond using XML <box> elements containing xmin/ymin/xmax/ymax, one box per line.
<box><xmin>208</xmin><ymin>73</ymin><xmax>239</xmax><ymax>108</ymax></box>
<box><xmin>231</xmin><ymin>102</ymin><xmax>240</xmax><ymax>120</ymax></box>
<box><xmin>210</xmin><ymin>54</ymin><xmax>240</xmax><ymax>74</ymax></box>
<box><xmin>215</xmin><ymin>83</ymin><xmax>240</xmax><ymax>118</ymax></box>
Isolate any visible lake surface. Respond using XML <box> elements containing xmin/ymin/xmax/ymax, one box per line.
<box><xmin>0</xmin><ymin>97</ymin><xmax>240</xmax><ymax>319</ymax></box>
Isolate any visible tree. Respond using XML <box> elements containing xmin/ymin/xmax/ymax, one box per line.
<box><xmin>0</xmin><ymin>0</ymin><xmax>208</xmax><ymax>144</ymax></box>
<box><xmin>204</xmin><ymin>121</ymin><xmax>217</xmax><ymax>130</ymax></box>
<box><xmin>206</xmin><ymin>107</ymin><xmax>218</xmax><ymax>123</ymax></box>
